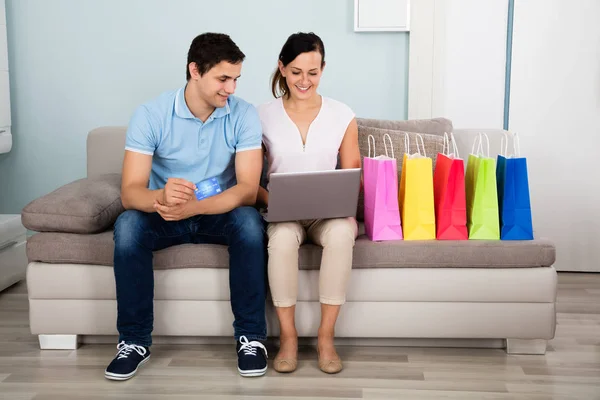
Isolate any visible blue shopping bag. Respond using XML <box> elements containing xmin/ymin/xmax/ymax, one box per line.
<box><xmin>497</xmin><ymin>133</ymin><xmax>533</xmax><ymax>240</ymax></box>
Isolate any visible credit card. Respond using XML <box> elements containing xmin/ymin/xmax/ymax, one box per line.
<box><xmin>194</xmin><ymin>177</ymin><xmax>222</xmax><ymax>200</ymax></box>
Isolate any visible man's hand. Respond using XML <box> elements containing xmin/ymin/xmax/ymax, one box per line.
<box><xmin>154</xmin><ymin>198</ymin><xmax>198</xmax><ymax>221</ymax></box>
<box><xmin>163</xmin><ymin>178</ymin><xmax>196</xmax><ymax>205</ymax></box>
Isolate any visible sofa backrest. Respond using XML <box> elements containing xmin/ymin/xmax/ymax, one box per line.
<box><xmin>86</xmin><ymin>117</ymin><xmax>452</xmax><ymax>179</ymax></box>
<box><xmin>87</xmin><ymin>127</ymin><xmax>127</xmax><ymax>178</ymax></box>
<box><xmin>354</xmin><ymin>122</ymin><xmax>447</xmax><ymax>220</ymax></box>
<box><xmin>356</xmin><ymin>117</ymin><xmax>452</xmax><ymax>136</ymax></box>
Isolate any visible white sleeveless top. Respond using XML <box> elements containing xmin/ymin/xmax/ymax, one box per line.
<box><xmin>257</xmin><ymin>96</ymin><xmax>355</xmax><ymax>179</ymax></box>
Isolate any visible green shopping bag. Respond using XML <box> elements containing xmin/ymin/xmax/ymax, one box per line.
<box><xmin>465</xmin><ymin>133</ymin><xmax>500</xmax><ymax>239</ymax></box>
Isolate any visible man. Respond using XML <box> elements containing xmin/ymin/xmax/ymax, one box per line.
<box><xmin>104</xmin><ymin>33</ymin><xmax>268</xmax><ymax>380</ymax></box>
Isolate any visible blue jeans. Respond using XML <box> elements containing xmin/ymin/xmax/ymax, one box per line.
<box><xmin>113</xmin><ymin>206</ymin><xmax>267</xmax><ymax>347</ymax></box>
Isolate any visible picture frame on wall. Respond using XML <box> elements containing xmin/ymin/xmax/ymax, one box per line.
<box><xmin>354</xmin><ymin>0</ymin><xmax>410</xmax><ymax>32</ymax></box>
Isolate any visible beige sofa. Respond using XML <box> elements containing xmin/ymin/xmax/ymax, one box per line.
<box><xmin>22</xmin><ymin>118</ymin><xmax>557</xmax><ymax>354</ymax></box>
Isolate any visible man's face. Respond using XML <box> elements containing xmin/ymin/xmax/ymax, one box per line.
<box><xmin>190</xmin><ymin>61</ymin><xmax>242</xmax><ymax>108</ymax></box>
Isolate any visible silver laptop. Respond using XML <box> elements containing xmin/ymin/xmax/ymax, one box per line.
<box><xmin>263</xmin><ymin>168</ymin><xmax>361</xmax><ymax>223</ymax></box>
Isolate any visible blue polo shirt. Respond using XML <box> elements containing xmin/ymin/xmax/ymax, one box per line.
<box><xmin>124</xmin><ymin>86</ymin><xmax>262</xmax><ymax>191</ymax></box>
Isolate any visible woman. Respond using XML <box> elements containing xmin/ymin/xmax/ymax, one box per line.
<box><xmin>257</xmin><ymin>32</ymin><xmax>361</xmax><ymax>374</ymax></box>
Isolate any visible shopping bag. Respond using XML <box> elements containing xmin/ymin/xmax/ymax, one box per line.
<box><xmin>363</xmin><ymin>134</ymin><xmax>403</xmax><ymax>241</ymax></box>
<box><xmin>434</xmin><ymin>133</ymin><xmax>468</xmax><ymax>240</ymax></box>
<box><xmin>399</xmin><ymin>134</ymin><xmax>436</xmax><ymax>240</ymax></box>
<box><xmin>466</xmin><ymin>133</ymin><xmax>500</xmax><ymax>239</ymax></box>
<box><xmin>497</xmin><ymin>133</ymin><xmax>533</xmax><ymax>240</ymax></box>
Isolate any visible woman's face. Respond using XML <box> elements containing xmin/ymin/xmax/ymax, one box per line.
<box><xmin>279</xmin><ymin>51</ymin><xmax>324</xmax><ymax>101</ymax></box>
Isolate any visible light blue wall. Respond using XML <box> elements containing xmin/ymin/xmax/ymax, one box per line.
<box><xmin>0</xmin><ymin>0</ymin><xmax>408</xmax><ymax>214</ymax></box>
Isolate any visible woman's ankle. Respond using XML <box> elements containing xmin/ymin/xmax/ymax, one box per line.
<box><xmin>276</xmin><ymin>333</ymin><xmax>298</xmax><ymax>359</ymax></box>
<box><xmin>279</xmin><ymin>327</ymin><xmax>298</xmax><ymax>341</ymax></box>
<box><xmin>317</xmin><ymin>327</ymin><xmax>335</xmax><ymax>340</ymax></box>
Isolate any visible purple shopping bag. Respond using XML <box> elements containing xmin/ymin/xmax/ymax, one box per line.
<box><xmin>363</xmin><ymin>134</ymin><xmax>403</xmax><ymax>241</ymax></box>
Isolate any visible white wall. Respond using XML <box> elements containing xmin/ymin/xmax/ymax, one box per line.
<box><xmin>509</xmin><ymin>0</ymin><xmax>600</xmax><ymax>272</ymax></box>
<box><xmin>409</xmin><ymin>0</ymin><xmax>600</xmax><ymax>271</ymax></box>
<box><xmin>407</xmin><ymin>0</ymin><xmax>435</xmax><ymax>120</ymax></box>
<box><xmin>409</xmin><ymin>0</ymin><xmax>508</xmax><ymax>129</ymax></box>
<box><xmin>0</xmin><ymin>0</ymin><xmax>409</xmax><ymax>214</ymax></box>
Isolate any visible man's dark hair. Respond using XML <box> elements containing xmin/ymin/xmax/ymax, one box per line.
<box><xmin>186</xmin><ymin>33</ymin><xmax>245</xmax><ymax>80</ymax></box>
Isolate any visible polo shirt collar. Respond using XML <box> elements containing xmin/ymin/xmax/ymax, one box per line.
<box><xmin>175</xmin><ymin>85</ymin><xmax>231</xmax><ymax>120</ymax></box>
<box><xmin>212</xmin><ymin>101</ymin><xmax>231</xmax><ymax>119</ymax></box>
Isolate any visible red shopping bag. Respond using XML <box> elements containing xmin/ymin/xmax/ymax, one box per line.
<box><xmin>433</xmin><ymin>133</ymin><xmax>468</xmax><ymax>240</ymax></box>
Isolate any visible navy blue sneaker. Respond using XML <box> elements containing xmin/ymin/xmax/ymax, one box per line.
<box><xmin>105</xmin><ymin>342</ymin><xmax>151</xmax><ymax>381</ymax></box>
<box><xmin>236</xmin><ymin>336</ymin><xmax>268</xmax><ymax>377</ymax></box>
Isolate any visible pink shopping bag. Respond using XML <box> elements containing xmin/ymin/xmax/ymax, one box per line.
<box><xmin>363</xmin><ymin>134</ymin><xmax>403</xmax><ymax>241</ymax></box>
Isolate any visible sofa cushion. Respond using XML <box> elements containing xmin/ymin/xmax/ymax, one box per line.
<box><xmin>26</xmin><ymin>263</ymin><xmax>557</xmax><ymax>303</ymax></box>
<box><xmin>21</xmin><ymin>174</ymin><xmax>124</xmax><ymax>234</ymax></box>
<box><xmin>357</xmin><ymin>117</ymin><xmax>453</xmax><ymax>136</ymax></box>
<box><xmin>356</xmin><ymin>126</ymin><xmax>444</xmax><ymax>220</ymax></box>
<box><xmin>26</xmin><ymin>228</ymin><xmax>556</xmax><ymax>269</ymax></box>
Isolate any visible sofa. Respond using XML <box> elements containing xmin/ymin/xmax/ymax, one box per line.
<box><xmin>21</xmin><ymin>117</ymin><xmax>557</xmax><ymax>355</ymax></box>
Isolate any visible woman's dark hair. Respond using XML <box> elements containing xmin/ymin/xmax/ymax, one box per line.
<box><xmin>186</xmin><ymin>33</ymin><xmax>245</xmax><ymax>80</ymax></box>
<box><xmin>271</xmin><ymin>32</ymin><xmax>325</xmax><ymax>98</ymax></box>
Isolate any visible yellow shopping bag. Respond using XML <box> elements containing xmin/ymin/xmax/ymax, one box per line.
<box><xmin>399</xmin><ymin>134</ymin><xmax>436</xmax><ymax>240</ymax></box>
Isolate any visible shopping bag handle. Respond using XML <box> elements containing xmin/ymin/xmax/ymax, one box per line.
<box><xmin>367</xmin><ymin>134</ymin><xmax>395</xmax><ymax>159</ymax></box>
<box><xmin>383</xmin><ymin>133</ymin><xmax>394</xmax><ymax>159</ymax></box>
<box><xmin>415</xmin><ymin>134</ymin><xmax>427</xmax><ymax>157</ymax></box>
<box><xmin>471</xmin><ymin>132</ymin><xmax>490</xmax><ymax>157</ymax></box>
<box><xmin>442</xmin><ymin>132</ymin><xmax>460</xmax><ymax>158</ymax></box>
<box><xmin>475</xmin><ymin>133</ymin><xmax>490</xmax><ymax>157</ymax></box>
<box><xmin>500</xmin><ymin>132</ymin><xmax>521</xmax><ymax>158</ymax></box>
<box><xmin>501</xmin><ymin>132</ymin><xmax>509</xmax><ymax>157</ymax></box>
<box><xmin>472</xmin><ymin>134</ymin><xmax>481</xmax><ymax>155</ymax></box>
<box><xmin>368</xmin><ymin>134</ymin><xmax>375</xmax><ymax>158</ymax></box>
<box><xmin>443</xmin><ymin>132</ymin><xmax>450</xmax><ymax>156</ymax></box>
<box><xmin>513</xmin><ymin>133</ymin><xmax>521</xmax><ymax>157</ymax></box>
<box><xmin>450</xmin><ymin>132</ymin><xmax>460</xmax><ymax>158</ymax></box>
<box><xmin>404</xmin><ymin>132</ymin><xmax>410</xmax><ymax>155</ymax></box>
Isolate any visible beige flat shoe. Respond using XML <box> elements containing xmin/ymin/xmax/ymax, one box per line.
<box><xmin>273</xmin><ymin>356</ymin><xmax>298</xmax><ymax>373</ymax></box>
<box><xmin>317</xmin><ymin>349</ymin><xmax>343</xmax><ymax>374</ymax></box>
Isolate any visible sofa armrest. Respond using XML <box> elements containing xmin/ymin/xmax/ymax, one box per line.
<box><xmin>21</xmin><ymin>173</ymin><xmax>124</xmax><ymax>234</ymax></box>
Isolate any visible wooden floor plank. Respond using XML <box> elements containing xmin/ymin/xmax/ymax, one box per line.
<box><xmin>0</xmin><ymin>273</ymin><xmax>598</xmax><ymax>399</ymax></box>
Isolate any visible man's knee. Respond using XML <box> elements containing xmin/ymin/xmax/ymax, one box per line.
<box><xmin>229</xmin><ymin>207</ymin><xmax>265</xmax><ymax>246</ymax></box>
<box><xmin>113</xmin><ymin>210</ymin><xmax>149</xmax><ymax>251</ymax></box>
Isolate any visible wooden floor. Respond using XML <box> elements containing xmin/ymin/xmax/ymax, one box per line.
<box><xmin>0</xmin><ymin>273</ymin><xmax>598</xmax><ymax>400</ymax></box>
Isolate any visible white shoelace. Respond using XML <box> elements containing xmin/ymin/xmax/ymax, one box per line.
<box><xmin>115</xmin><ymin>341</ymin><xmax>147</xmax><ymax>360</ymax></box>
<box><xmin>238</xmin><ymin>336</ymin><xmax>268</xmax><ymax>358</ymax></box>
